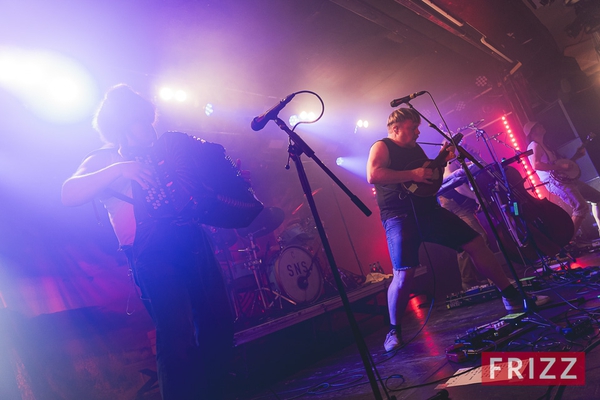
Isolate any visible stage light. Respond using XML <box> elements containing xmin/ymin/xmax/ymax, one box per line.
<box><xmin>297</xmin><ymin>111</ymin><xmax>317</xmax><ymax>122</ymax></box>
<box><xmin>289</xmin><ymin>115</ymin><xmax>299</xmax><ymax>126</ymax></box>
<box><xmin>0</xmin><ymin>46</ymin><xmax>97</xmax><ymax>123</ymax></box>
<box><xmin>174</xmin><ymin>89</ymin><xmax>187</xmax><ymax>102</ymax></box>
<box><xmin>334</xmin><ymin>156</ymin><xmax>368</xmax><ymax>178</ymax></box>
<box><xmin>204</xmin><ymin>103</ymin><xmax>213</xmax><ymax>116</ymax></box>
<box><xmin>159</xmin><ymin>87</ymin><xmax>174</xmax><ymax>101</ymax></box>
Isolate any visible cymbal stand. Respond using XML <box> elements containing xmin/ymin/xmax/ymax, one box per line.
<box><xmin>242</xmin><ymin>232</ymin><xmax>296</xmax><ymax>310</ymax></box>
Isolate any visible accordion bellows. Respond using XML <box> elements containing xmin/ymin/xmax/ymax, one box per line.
<box><xmin>131</xmin><ymin>131</ymin><xmax>264</xmax><ymax>229</ymax></box>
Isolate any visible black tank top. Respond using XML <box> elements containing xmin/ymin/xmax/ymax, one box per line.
<box><xmin>374</xmin><ymin>138</ymin><xmax>439</xmax><ymax>220</ymax></box>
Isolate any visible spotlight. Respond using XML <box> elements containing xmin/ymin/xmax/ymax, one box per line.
<box><xmin>204</xmin><ymin>103</ymin><xmax>213</xmax><ymax>116</ymax></box>
<box><xmin>159</xmin><ymin>87</ymin><xmax>174</xmax><ymax>101</ymax></box>
<box><xmin>336</xmin><ymin>157</ymin><xmax>344</xmax><ymax>166</ymax></box>
<box><xmin>289</xmin><ymin>115</ymin><xmax>300</xmax><ymax>126</ymax></box>
<box><xmin>174</xmin><ymin>89</ymin><xmax>187</xmax><ymax>102</ymax></box>
<box><xmin>357</xmin><ymin>120</ymin><xmax>369</xmax><ymax>128</ymax></box>
<box><xmin>298</xmin><ymin>111</ymin><xmax>317</xmax><ymax>122</ymax></box>
<box><xmin>0</xmin><ymin>46</ymin><xmax>97</xmax><ymax>122</ymax></box>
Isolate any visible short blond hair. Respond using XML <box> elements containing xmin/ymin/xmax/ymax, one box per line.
<box><xmin>387</xmin><ymin>107</ymin><xmax>421</xmax><ymax>128</ymax></box>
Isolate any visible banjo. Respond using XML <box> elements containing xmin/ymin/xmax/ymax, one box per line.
<box><xmin>550</xmin><ymin>132</ymin><xmax>595</xmax><ymax>184</ymax></box>
<box><xmin>400</xmin><ymin>133</ymin><xmax>463</xmax><ymax>197</ymax></box>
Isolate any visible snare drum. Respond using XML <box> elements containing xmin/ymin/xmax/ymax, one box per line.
<box><xmin>270</xmin><ymin>246</ymin><xmax>323</xmax><ymax>304</ymax></box>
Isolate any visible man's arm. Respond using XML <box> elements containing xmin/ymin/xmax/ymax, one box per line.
<box><xmin>61</xmin><ymin>154</ymin><xmax>154</xmax><ymax>207</ymax></box>
<box><xmin>528</xmin><ymin>142</ymin><xmax>569</xmax><ymax>172</ymax></box>
<box><xmin>366</xmin><ymin>141</ymin><xmax>433</xmax><ymax>185</ymax></box>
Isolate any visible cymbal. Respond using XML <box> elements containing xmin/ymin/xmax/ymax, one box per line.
<box><xmin>236</xmin><ymin>206</ymin><xmax>285</xmax><ymax>238</ymax></box>
<box><xmin>292</xmin><ymin>188</ymin><xmax>323</xmax><ymax>215</ymax></box>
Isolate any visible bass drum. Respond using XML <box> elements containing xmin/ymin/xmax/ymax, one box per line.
<box><xmin>270</xmin><ymin>246</ymin><xmax>323</xmax><ymax>305</ymax></box>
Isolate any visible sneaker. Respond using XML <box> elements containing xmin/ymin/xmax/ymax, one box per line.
<box><xmin>502</xmin><ymin>294</ymin><xmax>551</xmax><ymax>312</ymax></box>
<box><xmin>384</xmin><ymin>329</ymin><xmax>403</xmax><ymax>352</ymax></box>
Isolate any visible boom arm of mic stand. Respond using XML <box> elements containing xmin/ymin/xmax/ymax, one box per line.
<box><xmin>273</xmin><ymin>118</ymin><xmax>372</xmax><ymax>217</ymax></box>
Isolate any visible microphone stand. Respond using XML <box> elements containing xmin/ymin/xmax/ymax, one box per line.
<box><xmin>272</xmin><ymin>117</ymin><xmax>392</xmax><ymax>400</ymax></box>
<box><xmin>404</xmin><ymin>103</ymin><xmax>531</xmax><ymax>313</ymax></box>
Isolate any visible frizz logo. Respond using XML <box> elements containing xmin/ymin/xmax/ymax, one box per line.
<box><xmin>481</xmin><ymin>352</ymin><xmax>585</xmax><ymax>386</ymax></box>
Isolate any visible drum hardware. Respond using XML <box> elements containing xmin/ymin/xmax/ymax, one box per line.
<box><xmin>241</xmin><ymin>233</ymin><xmax>297</xmax><ymax>310</ymax></box>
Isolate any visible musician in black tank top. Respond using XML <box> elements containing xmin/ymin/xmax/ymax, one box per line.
<box><xmin>62</xmin><ymin>84</ymin><xmax>235</xmax><ymax>399</ymax></box>
<box><xmin>367</xmin><ymin>107</ymin><xmax>549</xmax><ymax>352</ymax></box>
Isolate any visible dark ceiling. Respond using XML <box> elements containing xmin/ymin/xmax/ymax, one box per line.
<box><xmin>2</xmin><ymin>0</ymin><xmax>598</xmax><ymax>218</ymax></box>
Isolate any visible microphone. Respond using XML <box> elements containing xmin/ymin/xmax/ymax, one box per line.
<box><xmin>251</xmin><ymin>93</ymin><xmax>296</xmax><ymax>131</ymax></box>
<box><xmin>458</xmin><ymin>119</ymin><xmax>485</xmax><ymax>133</ymax></box>
<box><xmin>390</xmin><ymin>91</ymin><xmax>426</xmax><ymax>107</ymax></box>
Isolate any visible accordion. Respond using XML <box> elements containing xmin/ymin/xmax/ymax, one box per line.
<box><xmin>130</xmin><ymin>131</ymin><xmax>264</xmax><ymax>229</ymax></box>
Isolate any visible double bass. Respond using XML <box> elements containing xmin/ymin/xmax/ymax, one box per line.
<box><xmin>464</xmin><ymin>149</ymin><xmax>574</xmax><ymax>264</ymax></box>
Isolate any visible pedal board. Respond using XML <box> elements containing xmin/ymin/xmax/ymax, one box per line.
<box><xmin>518</xmin><ymin>276</ymin><xmax>545</xmax><ymax>291</ymax></box>
<box><xmin>445</xmin><ymin>285</ymin><xmax>499</xmax><ymax>309</ymax></box>
<box><xmin>445</xmin><ymin>313</ymin><xmax>535</xmax><ymax>362</ymax></box>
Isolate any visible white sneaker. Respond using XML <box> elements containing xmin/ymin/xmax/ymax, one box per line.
<box><xmin>383</xmin><ymin>329</ymin><xmax>404</xmax><ymax>352</ymax></box>
<box><xmin>502</xmin><ymin>294</ymin><xmax>551</xmax><ymax>312</ymax></box>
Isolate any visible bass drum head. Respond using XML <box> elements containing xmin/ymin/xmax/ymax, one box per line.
<box><xmin>272</xmin><ymin>246</ymin><xmax>323</xmax><ymax>304</ymax></box>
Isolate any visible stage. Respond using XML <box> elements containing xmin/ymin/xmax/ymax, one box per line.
<box><xmin>227</xmin><ymin>251</ymin><xmax>600</xmax><ymax>400</ymax></box>
<box><xmin>233</xmin><ymin>276</ymin><xmax>391</xmax><ymax>346</ymax></box>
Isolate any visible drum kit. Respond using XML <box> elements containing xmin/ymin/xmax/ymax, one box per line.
<box><xmin>210</xmin><ymin>203</ymin><xmax>326</xmax><ymax>321</ymax></box>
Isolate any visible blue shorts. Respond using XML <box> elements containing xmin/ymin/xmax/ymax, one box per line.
<box><xmin>383</xmin><ymin>206</ymin><xmax>480</xmax><ymax>270</ymax></box>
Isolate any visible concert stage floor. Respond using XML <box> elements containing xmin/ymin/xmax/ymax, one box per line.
<box><xmin>226</xmin><ymin>249</ymin><xmax>600</xmax><ymax>400</ymax></box>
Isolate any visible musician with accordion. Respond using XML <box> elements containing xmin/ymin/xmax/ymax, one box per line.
<box><xmin>62</xmin><ymin>84</ymin><xmax>262</xmax><ymax>399</ymax></box>
<box><xmin>525</xmin><ymin>121</ymin><xmax>600</xmax><ymax>245</ymax></box>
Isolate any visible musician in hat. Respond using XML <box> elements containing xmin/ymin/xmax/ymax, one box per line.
<box><xmin>525</xmin><ymin>120</ymin><xmax>600</xmax><ymax>243</ymax></box>
<box><xmin>367</xmin><ymin>107</ymin><xmax>549</xmax><ymax>353</ymax></box>
<box><xmin>62</xmin><ymin>84</ymin><xmax>235</xmax><ymax>399</ymax></box>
